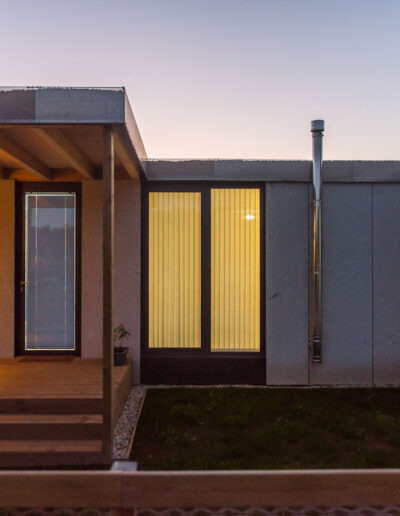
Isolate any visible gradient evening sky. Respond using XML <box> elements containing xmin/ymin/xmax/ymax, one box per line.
<box><xmin>1</xmin><ymin>0</ymin><xmax>399</xmax><ymax>160</ymax></box>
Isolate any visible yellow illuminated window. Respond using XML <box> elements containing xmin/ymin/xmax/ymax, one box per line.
<box><xmin>211</xmin><ymin>189</ymin><xmax>260</xmax><ymax>351</ymax></box>
<box><xmin>149</xmin><ymin>192</ymin><xmax>201</xmax><ymax>348</ymax></box>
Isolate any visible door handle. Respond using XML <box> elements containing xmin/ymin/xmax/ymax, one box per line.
<box><xmin>19</xmin><ymin>281</ymin><xmax>29</xmax><ymax>293</ymax></box>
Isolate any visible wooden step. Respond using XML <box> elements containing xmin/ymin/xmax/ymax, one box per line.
<box><xmin>0</xmin><ymin>439</ymin><xmax>103</xmax><ymax>453</ymax></box>
<box><xmin>0</xmin><ymin>439</ymin><xmax>104</xmax><ymax>469</ymax></box>
<box><xmin>0</xmin><ymin>398</ymin><xmax>103</xmax><ymax>414</ymax></box>
<box><xmin>0</xmin><ymin>450</ymin><xmax>106</xmax><ymax>468</ymax></box>
<box><xmin>0</xmin><ymin>414</ymin><xmax>102</xmax><ymax>424</ymax></box>
<box><xmin>0</xmin><ymin>414</ymin><xmax>103</xmax><ymax>440</ymax></box>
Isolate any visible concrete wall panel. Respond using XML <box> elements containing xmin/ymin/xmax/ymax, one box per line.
<box><xmin>373</xmin><ymin>184</ymin><xmax>400</xmax><ymax>384</ymax></box>
<box><xmin>35</xmin><ymin>88</ymin><xmax>125</xmax><ymax>122</ymax></box>
<box><xmin>0</xmin><ymin>181</ymin><xmax>15</xmax><ymax>357</ymax></box>
<box><xmin>266</xmin><ymin>183</ymin><xmax>309</xmax><ymax>385</ymax></box>
<box><xmin>311</xmin><ymin>184</ymin><xmax>373</xmax><ymax>385</ymax></box>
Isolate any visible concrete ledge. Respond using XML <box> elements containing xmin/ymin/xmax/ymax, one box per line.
<box><xmin>0</xmin><ymin>90</ymin><xmax>35</xmax><ymax>120</ymax></box>
<box><xmin>353</xmin><ymin>161</ymin><xmax>400</xmax><ymax>181</ymax></box>
<box><xmin>145</xmin><ymin>160</ymin><xmax>400</xmax><ymax>183</ymax></box>
<box><xmin>35</xmin><ymin>88</ymin><xmax>125</xmax><ymax>123</ymax></box>
<box><xmin>0</xmin><ymin>87</ymin><xmax>127</xmax><ymax>124</ymax></box>
<box><xmin>144</xmin><ymin>159</ymin><xmax>214</xmax><ymax>180</ymax></box>
<box><xmin>214</xmin><ymin>160</ymin><xmax>310</xmax><ymax>181</ymax></box>
<box><xmin>323</xmin><ymin>161</ymin><xmax>354</xmax><ymax>182</ymax></box>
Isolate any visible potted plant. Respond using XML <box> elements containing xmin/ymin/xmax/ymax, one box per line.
<box><xmin>113</xmin><ymin>323</ymin><xmax>130</xmax><ymax>366</ymax></box>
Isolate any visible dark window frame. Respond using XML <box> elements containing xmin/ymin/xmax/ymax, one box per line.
<box><xmin>15</xmin><ymin>182</ymin><xmax>82</xmax><ymax>357</ymax></box>
<box><xmin>141</xmin><ymin>181</ymin><xmax>266</xmax><ymax>378</ymax></box>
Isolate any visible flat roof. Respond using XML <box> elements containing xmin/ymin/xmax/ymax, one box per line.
<box><xmin>1</xmin><ymin>87</ymin><xmax>400</xmax><ymax>182</ymax></box>
<box><xmin>0</xmin><ymin>87</ymin><xmax>146</xmax><ymax>180</ymax></box>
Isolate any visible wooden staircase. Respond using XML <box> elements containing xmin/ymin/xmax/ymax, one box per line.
<box><xmin>0</xmin><ymin>398</ymin><xmax>103</xmax><ymax>468</ymax></box>
<box><xmin>0</xmin><ymin>397</ymin><xmax>105</xmax><ymax>468</ymax></box>
<box><xmin>0</xmin><ymin>358</ymin><xmax>133</xmax><ymax>468</ymax></box>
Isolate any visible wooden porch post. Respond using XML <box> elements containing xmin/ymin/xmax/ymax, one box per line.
<box><xmin>102</xmin><ymin>125</ymin><xmax>114</xmax><ymax>462</ymax></box>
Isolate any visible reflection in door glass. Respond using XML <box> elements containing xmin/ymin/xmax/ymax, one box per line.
<box><xmin>24</xmin><ymin>193</ymin><xmax>76</xmax><ymax>350</ymax></box>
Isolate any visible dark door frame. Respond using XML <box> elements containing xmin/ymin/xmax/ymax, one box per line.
<box><xmin>141</xmin><ymin>181</ymin><xmax>266</xmax><ymax>384</ymax></box>
<box><xmin>15</xmin><ymin>182</ymin><xmax>82</xmax><ymax>356</ymax></box>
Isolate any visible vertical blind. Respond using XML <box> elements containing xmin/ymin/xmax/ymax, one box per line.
<box><xmin>148</xmin><ymin>192</ymin><xmax>201</xmax><ymax>348</ymax></box>
<box><xmin>211</xmin><ymin>188</ymin><xmax>260</xmax><ymax>352</ymax></box>
<box><xmin>25</xmin><ymin>193</ymin><xmax>76</xmax><ymax>350</ymax></box>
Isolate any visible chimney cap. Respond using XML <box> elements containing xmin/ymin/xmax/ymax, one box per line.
<box><xmin>311</xmin><ymin>119</ymin><xmax>325</xmax><ymax>132</ymax></box>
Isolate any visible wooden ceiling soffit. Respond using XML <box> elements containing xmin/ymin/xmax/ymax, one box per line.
<box><xmin>32</xmin><ymin>127</ymin><xmax>95</xmax><ymax>180</ymax></box>
<box><xmin>0</xmin><ymin>132</ymin><xmax>51</xmax><ymax>180</ymax></box>
<box><xmin>113</xmin><ymin>125</ymin><xmax>142</xmax><ymax>180</ymax></box>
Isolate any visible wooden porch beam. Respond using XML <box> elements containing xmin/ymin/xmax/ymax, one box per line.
<box><xmin>0</xmin><ymin>132</ymin><xmax>51</xmax><ymax>180</ymax></box>
<box><xmin>32</xmin><ymin>128</ymin><xmax>95</xmax><ymax>179</ymax></box>
<box><xmin>102</xmin><ymin>125</ymin><xmax>114</xmax><ymax>463</ymax></box>
<box><xmin>113</xmin><ymin>125</ymin><xmax>142</xmax><ymax>180</ymax></box>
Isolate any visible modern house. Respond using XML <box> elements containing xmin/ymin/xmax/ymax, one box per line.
<box><xmin>0</xmin><ymin>86</ymin><xmax>399</xmax><ymax>467</ymax></box>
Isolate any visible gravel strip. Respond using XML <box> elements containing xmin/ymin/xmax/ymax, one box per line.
<box><xmin>113</xmin><ymin>385</ymin><xmax>147</xmax><ymax>460</ymax></box>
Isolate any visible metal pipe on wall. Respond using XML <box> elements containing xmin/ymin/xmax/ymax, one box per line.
<box><xmin>311</xmin><ymin>119</ymin><xmax>324</xmax><ymax>363</ymax></box>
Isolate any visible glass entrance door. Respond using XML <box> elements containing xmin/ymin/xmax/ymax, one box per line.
<box><xmin>18</xmin><ymin>185</ymin><xmax>80</xmax><ymax>353</ymax></box>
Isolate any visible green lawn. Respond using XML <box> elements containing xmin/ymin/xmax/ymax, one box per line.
<box><xmin>131</xmin><ymin>387</ymin><xmax>400</xmax><ymax>470</ymax></box>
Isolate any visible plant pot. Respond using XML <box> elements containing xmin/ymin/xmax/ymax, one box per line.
<box><xmin>114</xmin><ymin>346</ymin><xmax>129</xmax><ymax>366</ymax></box>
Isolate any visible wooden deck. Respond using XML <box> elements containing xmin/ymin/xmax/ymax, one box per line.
<box><xmin>0</xmin><ymin>358</ymin><xmax>133</xmax><ymax>468</ymax></box>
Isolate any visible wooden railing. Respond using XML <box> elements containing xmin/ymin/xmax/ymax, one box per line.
<box><xmin>0</xmin><ymin>469</ymin><xmax>400</xmax><ymax>512</ymax></box>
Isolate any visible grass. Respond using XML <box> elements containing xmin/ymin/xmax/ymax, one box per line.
<box><xmin>131</xmin><ymin>387</ymin><xmax>400</xmax><ymax>470</ymax></box>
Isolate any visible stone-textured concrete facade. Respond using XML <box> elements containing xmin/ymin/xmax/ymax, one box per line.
<box><xmin>265</xmin><ymin>183</ymin><xmax>309</xmax><ymax>385</ymax></box>
<box><xmin>2</xmin><ymin>157</ymin><xmax>400</xmax><ymax>385</ymax></box>
<box><xmin>145</xmin><ymin>158</ymin><xmax>400</xmax><ymax>385</ymax></box>
<box><xmin>264</xmin><ymin>178</ymin><xmax>400</xmax><ymax>385</ymax></box>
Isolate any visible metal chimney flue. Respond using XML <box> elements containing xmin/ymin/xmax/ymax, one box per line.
<box><xmin>311</xmin><ymin>119</ymin><xmax>324</xmax><ymax>364</ymax></box>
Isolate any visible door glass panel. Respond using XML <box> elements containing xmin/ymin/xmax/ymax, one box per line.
<box><xmin>211</xmin><ymin>189</ymin><xmax>260</xmax><ymax>351</ymax></box>
<box><xmin>149</xmin><ymin>192</ymin><xmax>201</xmax><ymax>348</ymax></box>
<box><xmin>24</xmin><ymin>193</ymin><xmax>76</xmax><ymax>350</ymax></box>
